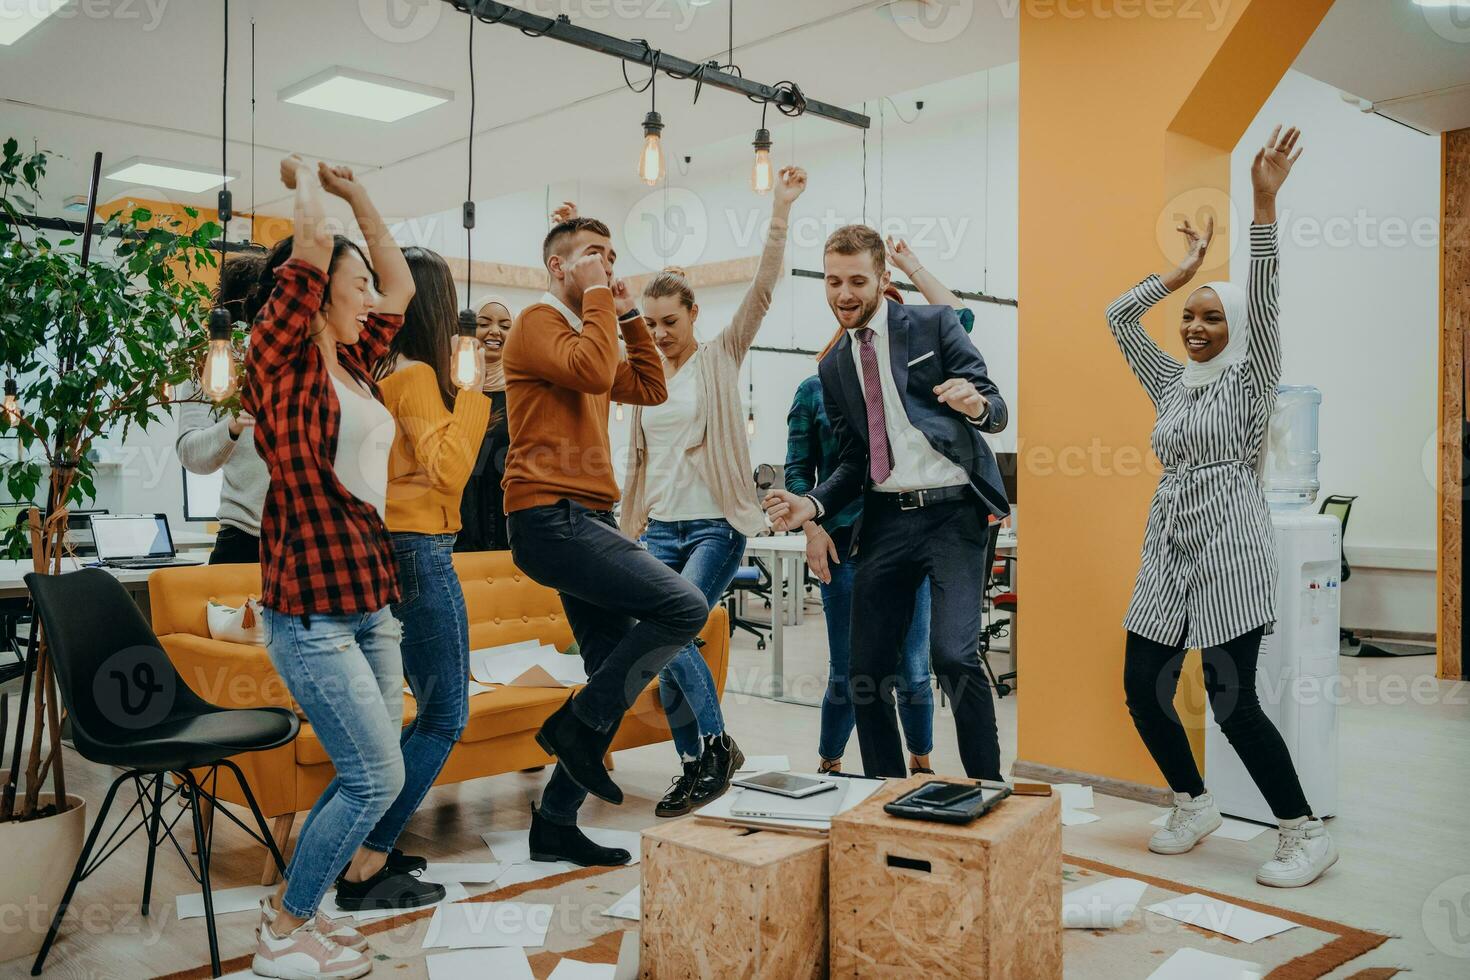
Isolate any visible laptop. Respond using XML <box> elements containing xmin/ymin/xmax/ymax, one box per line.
<box><xmin>90</xmin><ymin>513</ymin><xmax>195</xmax><ymax>569</ymax></box>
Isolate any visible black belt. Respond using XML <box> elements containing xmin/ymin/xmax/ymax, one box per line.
<box><xmin>871</xmin><ymin>485</ymin><xmax>970</xmax><ymax>511</ymax></box>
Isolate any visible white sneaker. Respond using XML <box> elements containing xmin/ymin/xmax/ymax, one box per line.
<box><xmin>256</xmin><ymin>896</ymin><xmax>370</xmax><ymax>953</ymax></box>
<box><xmin>1149</xmin><ymin>792</ymin><xmax>1223</xmax><ymax>855</ymax></box>
<box><xmin>1256</xmin><ymin>818</ymin><xmax>1338</xmax><ymax>888</ymax></box>
<box><xmin>252</xmin><ymin>899</ymin><xmax>371</xmax><ymax>979</ymax></box>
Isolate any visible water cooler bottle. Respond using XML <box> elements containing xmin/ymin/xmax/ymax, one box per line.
<box><xmin>1204</xmin><ymin>387</ymin><xmax>1341</xmax><ymax>824</ymax></box>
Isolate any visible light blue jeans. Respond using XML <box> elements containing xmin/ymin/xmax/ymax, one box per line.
<box><xmin>263</xmin><ymin>606</ymin><xmax>405</xmax><ymax>919</ymax></box>
<box><xmin>643</xmin><ymin>518</ymin><xmax>747</xmax><ymax>761</ymax></box>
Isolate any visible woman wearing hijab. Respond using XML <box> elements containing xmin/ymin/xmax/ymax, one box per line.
<box><xmin>456</xmin><ymin>296</ymin><xmax>514</xmax><ymax>552</ymax></box>
<box><xmin>1106</xmin><ymin>125</ymin><xmax>1335</xmax><ymax>889</ymax></box>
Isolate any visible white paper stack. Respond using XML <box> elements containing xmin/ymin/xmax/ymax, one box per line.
<box><xmin>470</xmin><ymin>640</ymin><xmax>588</xmax><ymax>687</ymax></box>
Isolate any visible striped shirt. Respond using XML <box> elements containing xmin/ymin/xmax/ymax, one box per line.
<box><xmin>1105</xmin><ymin>223</ymin><xmax>1282</xmax><ymax>649</ymax></box>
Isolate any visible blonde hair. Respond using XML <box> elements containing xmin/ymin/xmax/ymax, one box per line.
<box><xmin>643</xmin><ymin>266</ymin><xmax>696</xmax><ymax>309</ymax></box>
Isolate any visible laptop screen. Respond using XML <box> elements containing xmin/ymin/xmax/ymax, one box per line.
<box><xmin>91</xmin><ymin>514</ymin><xmax>174</xmax><ymax>561</ymax></box>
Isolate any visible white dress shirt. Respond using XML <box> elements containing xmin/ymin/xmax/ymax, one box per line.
<box><xmin>849</xmin><ymin>301</ymin><xmax>968</xmax><ymax>493</ymax></box>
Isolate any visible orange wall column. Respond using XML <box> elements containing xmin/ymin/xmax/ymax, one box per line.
<box><xmin>1014</xmin><ymin>0</ymin><xmax>1333</xmax><ymax>791</ymax></box>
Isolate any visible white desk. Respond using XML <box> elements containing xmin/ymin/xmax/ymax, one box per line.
<box><xmin>0</xmin><ymin>557</ymin><xmax>203</xmax><ymax>602</ymax></box>
<box><xmin>173</xmin><ymin>529</ymin><xmax>218</xmax><ymax>553</ymax></box>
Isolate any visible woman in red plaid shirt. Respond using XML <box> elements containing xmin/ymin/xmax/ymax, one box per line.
<box><xmin>241</xmin><ymin>156</ymin><xmax>440</xmax><ymax>979</ymax></box>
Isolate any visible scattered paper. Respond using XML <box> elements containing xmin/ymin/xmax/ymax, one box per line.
<box><xmin>468</xmin><ymin>680</ymin><xmax>495</xmax><ymax>697</ymax></box>
<box><xmin>1061</xmin><ymin>809</ymin><xmax>1100</xmax><ymax>826</ymax></box>
<box><xmin>470</xmin><ymin>642</ymin><xmax>587</xmax><ymax>687</ymax></box>
<box><xmin>423</xmin><ymin>900</ymin><xmax>554</xmax><ymax>949</ymax></box>
<box><xmin>424</xmin><ymin>862</ymin><xmax>505</xmax><ymax>884</ymax></box>
<box><xmin>548</xmin><ymin>960</ymin><xmax>616</xmax><ymax>980</ymax></box>
<box><xmin>481</xmin><ymin>829</ymin><xmax>531</xmax><ymax>865</ymax></box>
<box><xmin>1061</xmin><ymin>878</ymin><xmax>1148</xmax><ymax>929</ymax></box>
<box><xmin>427</xmin><ymin>947</ymin><xmax>536</xmax><ymax>980</ymax></box>
<box><xmin>602</xmin><ymin>886</ymin><xmax>639</xmax><ymax>921</ymax></box>
<box><xmin>736</xmin><ymin>755</ymin><xmax>791</xmax><ymax>773</ymax></box>
<box><xmin>613</xmin><ymin>929</ymin><xmax>639</xmax><ymax>980</ymax></box>
<box><xmin>1145</xmin><ymin>893</ymin><xmax>1297</xmax><ymax>944</ymax></box>
<box><xmin>494</xmin><ymin>861</ymin><xmax>579</xmax><ymax>888</ymax></box>
<box><xmin>176</xmin><ymin>883</ymin><xmax>273</xmax><ymax>920</ymax></box>
<box><xmin>1148</xmin><ymin>813</ymin><xmax>1271</xmax><ymax>842</ymax></box>
<box><xmin>509</xmin><ymin>664</ymin><xmax>565</xmax><ymax>688</ymax></box>
<box><xmin>1145</xmin><ymin>947</ymin><xmax>1265</xmax><ymax>979</ymax></box>
<box><xmin>327</xmin><ymin>881</ymin><xmax>468</xmax><ymax>923</ymax></box>
<box><xmin>1053</xmin><ymin>783</ymin><xmax>1095</xmax><ymax>810</ymax></box>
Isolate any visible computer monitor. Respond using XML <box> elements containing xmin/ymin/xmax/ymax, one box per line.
<box><xmin>90</xmin><ymin>514</ymin><xmax>175</xmax><ymax>563</ymax></box>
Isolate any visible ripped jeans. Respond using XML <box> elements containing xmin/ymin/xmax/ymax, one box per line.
<box><xmin>262</xmin><ymin>606</ymin><xmax>405</xmax><ymax>919</ymax></box>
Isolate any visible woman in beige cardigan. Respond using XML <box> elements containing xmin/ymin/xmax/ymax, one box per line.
<box><xmin>610</xmin><ymin>166</ymin><xmax>806</xmax><ymax>817</ymax></box>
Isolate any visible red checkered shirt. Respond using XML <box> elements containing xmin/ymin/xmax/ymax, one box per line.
<box><xmin>243</xmin><ymin>258</ymin><xmax>401</xmax><ymax>617</ymax></box>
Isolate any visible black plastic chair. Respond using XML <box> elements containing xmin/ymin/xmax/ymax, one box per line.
<box><xmin>24</xmin><ymin>568</ymin><xmax>298</xmax><ymax>978</ymax></box>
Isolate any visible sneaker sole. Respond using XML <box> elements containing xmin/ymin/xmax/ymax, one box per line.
<box><xmin>332</xmin><ymin>886</ymin><xmax>447</xmax><ymax>913</ymax></box>
<box><xmin>534</xmin><ymin>731</ymin><xmax>624</xmax><ymax>805</ymax></box>
<box><xmin>251</xmin><ymin>954</ymin><xmax>371</xmax><ymax>980</ymax></box>
<box><xmin>1257</xmin><ymin>850</ymin><xmax>1339</xmax><ymax>888</ymax></box>
<box><xmin>1148</xmin><ymin>820</ymin><xmax>1223</xmax><ymax>855</ymax></box>
<box><xmin>529</xmin><ymin>849</ymin><xmax>632</xmax><ymax>867</ymax></box>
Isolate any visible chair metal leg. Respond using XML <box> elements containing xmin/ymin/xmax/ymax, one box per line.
<box><xmin>140</xmin><ymin>773</ymin><xmax>165</xmax><ymax>916</ymax></box>
<box><xmin>182</xmin><ymin>771</ymin><xmax>221</xmax><ymax>978</ymax></box>
<box><xmin>31</xmin><ymin>771</ymin><xmax>129</xmax><ymax>976</ymax></box>
<box><xmin>218</xmin><ymin>758</ymin><xmax>288</xmax><ymax>879</ymax></box>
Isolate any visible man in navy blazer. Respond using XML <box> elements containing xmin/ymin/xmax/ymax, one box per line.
<box><xmin>764</xmin><ymin>225</ymin><xmax>1010</xmax><ymax>780</ymax></box>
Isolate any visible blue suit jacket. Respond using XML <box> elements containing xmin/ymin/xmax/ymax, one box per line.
<box><xmin>810</xmin><ymin>301</ymin><xmax>1011</xmax><ymax>538</ymax></box>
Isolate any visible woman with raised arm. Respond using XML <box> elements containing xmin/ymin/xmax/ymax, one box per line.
<box><xmin>614</xmin><ymin>166</ymin><xmax>806</xmax><ymax>817</ymax></box>
<box><xmin>1107</xmin><ymin>126</ymin><xmax>1335</xmax><ymax>889</ymax></box>
<box><xmin>242</xmin><ymin>157</ymin><xmax>441</xmax><ymax>980</ymax></box>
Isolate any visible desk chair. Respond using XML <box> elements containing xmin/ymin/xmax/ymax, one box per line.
<box><xmin>723</xmin><ymin>560</ymin><xmax>773</xmax><ymax>649</ymax></box>
<box><xmin>25</xmin><ymin>569</ymin><xmax>298</xmax><ymax>978</ymax></box>
<box><xmin>976</xmin><ymin>522</ymin><xmax>1017</xmax><ymax>698</ymax></box>
<box><xmin>1318</xmin><ymin>494</ymin><xmax>1359</xmax><ymax>649</ymax></box>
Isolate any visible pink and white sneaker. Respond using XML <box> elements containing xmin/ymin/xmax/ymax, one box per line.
<box><xmin>252</xmin><ymin>899</ymin><xmax>371</xmax><ymax>979</ymax></box>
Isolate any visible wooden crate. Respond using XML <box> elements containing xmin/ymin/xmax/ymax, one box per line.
<box><xmin>828</xmin><ymin>776</ymin><xmax>1062</xmax><ymax>979</ymax></box>
<box><xmin>640</xmin><ymin>817</ymin><xmax>828</xmax><ymax>979</ymax></box>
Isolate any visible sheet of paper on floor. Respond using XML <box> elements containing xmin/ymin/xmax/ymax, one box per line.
<box><xmin>1148</xmin><ymin>811</ymin><xmax>1271</xmax><ymax>842</ymax></box>
<box><xmin>613</xmin><ymin>929</ymin><xmax>639</xmax><ymax>980</ymax></box>
<box><xmin>736</xmin><ymin>755</ymin><xmax>790</xmax><ymax>773</ymax></box>
<box><xmin>481</xmin><ymin>828</ymin><xmax>532</xmax><ymax>865</ymax></box>
<box><xmin>548</xmin><ymin>960</ymin><xmax>617</xmax><ymax>980</ymax></box>
<box><xmin>494</xmin><ymin>860</ymin><xmax>579</xmax><ymax>888</ymax></box>
<box><xmin>1061</xmin><ymin>877</ymin><xmax>1148</xmax><ymax>928</ymax></box>
<box><xmin>424</xmin><ymin>862</ymin><xmax>504</xmax><ymax>884</ymax></box>
<box><xmin>426</xmin><ymin>947</ymin><xmax>537</xmax><ymax>980</ymax></box>
<box><xmin>328</xmin><ymin>881</ymin><xmax>468</xmax><ymax>923</ymax></box>
<box><xmin>602</xmin><ymin>886</ymin><xmax>639</xmax><ymax>921</ymax></box>
<box><xmin>1145</xmin><ymin>946</ymin><xmax>1265</xmax><ymax>979</ymax></box>
<box><xmin>1061</xmin><ymin>809</ymin><xmax>1100</xmax><ymax>826</ymax></box>
<box><xmin>1146</xmin><ymin>893</ymin><xmax>1296</xmax><ymax>944</ymax></box>
<box><xmin>1053</xmin><ymin>783</ymin><xmax>1095</xmax><ymax>810</ymax></box>
<box><xmin>422</xmin><ymin>900</ymin><xmax>554</xmax><ymax>950</ymax></box>
<box><xmin>176</xmin><ymin>883</ymin><xmax>274</xmax><ymax>920</ymax></box>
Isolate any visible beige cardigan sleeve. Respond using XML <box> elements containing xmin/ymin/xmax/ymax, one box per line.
<box><xmin>716</xmin><ymin>213</ymin><xmax>789</xmax><ymax>364</ymax></box>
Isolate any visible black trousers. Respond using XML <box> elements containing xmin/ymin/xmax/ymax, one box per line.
<box><xmin>1123</xmin><ymin>626</ymin><xmax>1312</xmax><ymax>821</ymax></box>
<box><xmin>508</xmin><ymin>500</ymin><xmax>708</xmax><ymax>824</ymax></box>
<box><xmin>208</xmin><ymin>525</ymin><xmax>260</xmax><ymax>565</ymax></box>
<box><xmin>848</xmin><ymin>495</ymin><xmax>1001</xmax><ymax>780</ymax></box>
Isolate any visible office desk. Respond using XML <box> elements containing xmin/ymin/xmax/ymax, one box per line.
<box><xmin>0</xmin><ymin>557</ymin><xmax>203</xmax><ymax>622</ymax></box>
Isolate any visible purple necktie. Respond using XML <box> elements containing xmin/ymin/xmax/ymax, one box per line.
<box><xmin>855</xmin><ymin>327</ymin><xmax>894</xmax><ymax>484</ymax></box>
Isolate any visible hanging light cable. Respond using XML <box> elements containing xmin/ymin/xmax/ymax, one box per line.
<box><xmin>452</xmin><ymin>16</ymin><xmax>486</xmax><ymax>392</ymax></box>
<box><xmin>202</xmin><ymin>0</ymin><xmax>237</xmax><ymax>402</ymax></box>
<box><xmin>626</xmin><ymin>43</ymin><xmax>666</xmax><ymax>186</ymax></box>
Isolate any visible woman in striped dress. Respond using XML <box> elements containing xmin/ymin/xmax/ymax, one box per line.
<box><xmin>1106</xmin><ymin>126</ymin><xmax>1336</xmax><ymax>889</ymax></box>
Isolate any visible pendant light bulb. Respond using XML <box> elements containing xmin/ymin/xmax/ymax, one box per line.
<box><xmin>201</xmin><ymin>307</ymin><xmax>238</xmax><ymax>402</ymax></box>
<box><xmin>615</xmin><ymin>402</ymin><xmax>626</xmax><ymax>422</ymax></box>
<box><xmin>750</xmin><ymin>128</ymin><xmax>774</xmax><ymax>195</ymax></box>
<box><xmin>452</xmin><ymin>308</ymin><xmax>485</xmax><ymax>391</ymax></box>
<box><xmin>746</xmin><ymin>410</ymin><xmax>756</xmax><ymax>437</ymax></box>
<box><xmin>3</xmin><ymin>377</ymin><xmax>19</xmax><ymax>425</ymax></box>
<box><xmin>638</xmin><ymin>111</ymin><xmax>666</xmax><ymax>187</ymax></box>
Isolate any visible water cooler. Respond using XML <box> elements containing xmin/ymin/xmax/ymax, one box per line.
<box><xmin>1204</xmin><ymin>386</ymin><xmax>1341</xmax><ymax>824</ymax></box>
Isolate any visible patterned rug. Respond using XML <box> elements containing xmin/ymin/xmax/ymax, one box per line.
<box><xmin>155</xmin><ymin>851</ymin><xmax>1396</xmax><ymax>979</ymax></box>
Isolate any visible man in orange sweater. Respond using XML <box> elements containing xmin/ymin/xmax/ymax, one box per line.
<box><xmin>502</xmin><ymin>216</ymin><xmax>708</xmax><ymax>866</ymax></box>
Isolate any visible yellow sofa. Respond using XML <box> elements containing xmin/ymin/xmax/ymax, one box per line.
<box><xmin>148</xmin><ymin>551</ymin><xmax>730</xmax><ymax>882</ymax></box>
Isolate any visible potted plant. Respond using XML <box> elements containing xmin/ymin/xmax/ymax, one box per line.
<box><xmin>0</xmin><ymin>138</ymin><xmax>240</xmax><ymax>962</ymax></box>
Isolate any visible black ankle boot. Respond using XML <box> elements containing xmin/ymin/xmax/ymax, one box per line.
<box><xmin>528</xmin><ymin>804</ymin><xmax>631</xmax><ymax>867</ymax></box>
<box><xmin>655</xmin><ymin>760</ymin><xmax>703</xmax><ymax>818</ymax></box>
<box><xmin>690</xmin><ymin>733</ymin><xmax>744</xmax><ymax>806</ymax></box>
<box><xmin>334</xmin><ymin>865</ymin><xmax>446</xmax><ymax>912</ymax></box>
<box><xmin>535</xmin><ymin>697</ymin><xmax>623</xmax><ymax>805</ymax></box>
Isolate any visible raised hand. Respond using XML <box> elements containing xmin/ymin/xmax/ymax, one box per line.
<box><xmin>885</xmin><ymin>235</ymin><xmax>921</xmax><ymax>278</ymax></box>
<box><xmin>317</xmin><ymin>162</ymin><xmax>363</xmax><ymax>202</ymax></box>
<box><xmin>550</xmin><ymin>201</ymin><xmax>578</xmax><ymax>225</ymax></box>
<box><xmin>1252</xmin><ymin>125</ymin><xmax>1302</xmax><ymax>199</ymax></box>
<box><xmin>279</xmin><ymin>154</ymin><xmax>309</xmax><ymax>190</ymax></box>
<box><xmin>774</xmin><ymin>166</ymin><xmax>807</xmax><ymax>207</ymax></box>
<box><xmin>568</xmin><ymin>252</ymin><xmax>610</xmax><ymax>293</ymax></box>
<box><xmin>610</xmin><ymin>277</ymin><xmax>636</xmax><ymax>317</ymax></box>
<box><xmin>934</xmin><ymin>377</ymin><xmax>987</xmax><ymax>419</ymax></box>
<box><xmin>763</xmin><ymin>489</ymin><xmax>816</xmax><ymax>534</ymax></box>
<box><xmin>1161</xmin><ymin>214</ymin><xmax>1214</xmax><ymax>292</ymax></box>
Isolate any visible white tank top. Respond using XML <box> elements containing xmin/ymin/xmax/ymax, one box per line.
<box><xmin>331</xmin><ymin>374</ymin><xmax>395</xmax><ymax>521</ymax></box>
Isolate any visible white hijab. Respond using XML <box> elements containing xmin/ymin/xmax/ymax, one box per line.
<box><xmin>1179</xmin><ymin>280</ymin><xmax>1249</xmax><ymax>388</ymax></box>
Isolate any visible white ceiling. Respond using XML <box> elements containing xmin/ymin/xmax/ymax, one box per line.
<box><xmin>0</xmin><ymin>0</ymin><xmax>1017</xmax><ymax>224</ymax></box>
<box><xmin>1295</xmin><ymin>0</ymin><xmax>1470</xmax><ymax>134</ymax></box>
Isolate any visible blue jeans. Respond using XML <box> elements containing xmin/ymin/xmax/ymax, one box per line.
<box><xmin>818</xmin><ymin>565</ymin><xmax>934</xmax><ymax>762</ymax></box>
<box><xmin>263</xmin><ymin>606</ymin><xmax>405</xmax><ymax>919</ymax></box>
<box><xmin>643</xmin><ymin>519</ymin><xmax>746</xmax><ymax>761</ymax></box>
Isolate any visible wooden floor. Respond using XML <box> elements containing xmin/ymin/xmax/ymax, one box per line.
<box><xmin>2</xmin><ymin>601</ymin><xmax>1466</xmax><ymax>979</ymax></box>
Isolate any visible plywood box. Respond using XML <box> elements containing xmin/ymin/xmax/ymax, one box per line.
<box><xmin>640</xmin><ymin>816</ymin><xmax>828</xmax><ymax>979</ymax></box>
<box><xmin>828</xmin><ymin>776</ymin><xmax>1062</xmax><ymax>979</ymax></box>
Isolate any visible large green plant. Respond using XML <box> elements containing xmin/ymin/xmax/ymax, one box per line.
<box><xmin>0</xmin><ymin>139</ymin><xmax>236</xmax><ymax>822</ymax></box>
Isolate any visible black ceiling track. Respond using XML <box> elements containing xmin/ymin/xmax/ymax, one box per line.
<box><xmin>444</xmin><ymin>0</ymin><xmax>870</xmax><ymax>130</ymax></box>
<box><xmin>0</xmin><ymin>212</ymin><xmax>265</xmax><ymax>254</ymax></box>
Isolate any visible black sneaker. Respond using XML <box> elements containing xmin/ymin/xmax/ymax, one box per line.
<box><xmin>689</xmin><ymin>733</ymin><xmax>744</xmax><ymax>806</ymax></box>
<box><xmin>655</xmin><ymin>760</ymin><xmax>703</xmax><ymax>818</ymax></box>
<box><xmin>534</xmin><ymin>697</ymin><xmax>623</xmax><ymax>805</ymax></box>
<box><xmin>528</xmin><ymin>804</ymin><xmax>631</xmax><ymax>867</ymax></box>
<box><xmin>338</xmin><ymin>847</ymin><xmax>425</xmax><ymax>882</ymax></box>
<box><xmin>333</xmin><ymin>866</ymin><xmax>446</xmax><ymax>913</ymax></box>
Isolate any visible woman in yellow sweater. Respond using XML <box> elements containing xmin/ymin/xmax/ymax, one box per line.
<box><xmin>356</xmin><ymin>246</ymin><xmax>491</xmax><ymax>863</ymax></box>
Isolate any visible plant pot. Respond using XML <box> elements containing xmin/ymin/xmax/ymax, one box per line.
<box><xmin>0</xmin><ymin>794</ymin><xmax>86</xmax><ymax>967</ymax></box>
